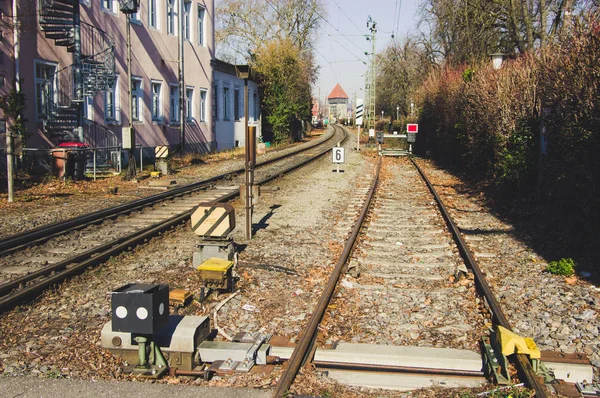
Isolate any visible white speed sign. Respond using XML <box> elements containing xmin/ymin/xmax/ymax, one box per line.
<box><xmin>332</xmin><ymin>147</ymin><xmax>345</xmax><ymax>164</ymax></box>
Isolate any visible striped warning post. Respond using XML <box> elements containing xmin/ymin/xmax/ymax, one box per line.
<box><xmin>191</xmin><ymin>202</ymin><xmax>236</xmax><ymax>238</ymax></box>
<box><xmin>155</xmin><ymin>146</ymin><xmax>169</xmax><ymax>158</ymax></box>
<box><xmin>356</xmin><ymin>99</ymin><xmax>364</xmax><ymax>126</ymax></box>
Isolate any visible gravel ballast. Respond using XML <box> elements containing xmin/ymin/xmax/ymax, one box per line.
<box><xmin>0</xmin><ymin>128</ymin><xmax>598</xmax><ymax>397</ymax></box>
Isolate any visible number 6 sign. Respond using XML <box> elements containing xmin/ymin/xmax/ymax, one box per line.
<box><xmin>332</xmin><ymin>147</ymin><xmax>345</xmax><ymax>164</ymax></box>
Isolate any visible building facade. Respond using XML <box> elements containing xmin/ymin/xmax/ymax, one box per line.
<box><xmin>327</xmin><ymin>83</ymin><xmax>348</xmax><ymax>123</ymax></box>
<box><xmin>1</xmin><ymin>0</ymin><xmax>215</xmax><ymax>154</ymax></box>
<box><xmin>212</xmin><ymin>59</ymin><xmax>261</xmax><ymax>150</ymax></box>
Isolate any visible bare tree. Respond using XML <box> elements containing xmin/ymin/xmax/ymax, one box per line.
<box><xmin>419</xmin><ymin>0</ymin><xmax>588</xmax><ymax>63</ymax></box>
<box><xmin>216</xmin><ymin>0</ymin><xmax>325</xmax><ymax>61</ymax></box>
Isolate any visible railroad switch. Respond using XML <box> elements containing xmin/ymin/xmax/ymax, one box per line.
<box><xmin>483</xmin><ymin>326</ymin><xmax>594</xmax><ymax>391</ymax></box>
<box><xmin>197</xmin><ymin>257</ymin><xmax>235</xmax><ymax>300</ymax></box>
<box><xmin>104</xmin><ymin>283</ymin><xmax>211</xmax><ymax>372</ymax></box>
<box><xmin>483</xmin><ymin>326</ymin><xmax>541</xmax><ymax>385</ymax></box>
<box><xmin>110</xmin><ymin>283</ymin><xmax>170</xmax><ymax>377</ymax></box>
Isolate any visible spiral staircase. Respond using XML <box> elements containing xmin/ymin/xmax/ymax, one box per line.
<box><xmin>38</xmin><ymin>0</ymin><xmax>117</xmax><ymax>146</ymax></box>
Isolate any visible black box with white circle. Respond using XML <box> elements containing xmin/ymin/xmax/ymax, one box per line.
<box><xmin>111</xmin><ymin>283</ymin><xmax>169</xmax><ymax>335</ymax></box>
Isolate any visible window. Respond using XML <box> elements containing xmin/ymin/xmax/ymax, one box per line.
<box><xmin>131</xmin><ymin>76</ymin><xmax>143</xmax><ymax>122</ymax></box>
<box><xmin>183</xmin><ymin>0</ymin><xmax>191</xmax><ymax>41</ymax></box>
<box><xmin>149</xmin><ymin>0</ymin><xmax>158</xmax><ymax>28</ymax></box>
<box><xmin>102</xmin><ymin>0</ymin><xmax>117</xmax><ymax>13</ymax></box>
<box><xmin>170</xmin><ymin>84</ymin><xmax>179</xmax><ymax>122</ymax></box>
<box><xmin>214</xmin><ymin>84</ymin><xmax>219</xmax><ymax>121</ymax></box>
<box><xmin>234</xmin><ymin>88</ymin><xmax>240</xmax><ymax>121</ymax></box>
<box><xmin>34</xmin><ymin>60</ymin><xmax>57</xmax><ymax>121</ymax></box>
<box><xmin>167</xmin><ymin>0</ymin><xmax>177</xmax><ymax>35</ymax></box>
<box><xmin>223</xmin><ymin>86</ymin><xmax>229</xmax><ymax>120</ymax></box>
<box><xmin>185</xmin><ymin>87</ymin><xmax>193</xmax><ymax>122</ymax></box>
<box><xmin>131</xmin><ymin>10</ymin><xmax>140</xmax><ymax>23</ymax></box>
<box><xmin>104</xmin><ymin>75</ymin><xmax>119</xmax><ymax>123</ymax></box>
<box><xmin>84</xmin><ymin>96</ymin><xmax>93</xmax><ymax>120</ymax></box>
<box><xmin>151</xmin><ymin>81</ymin><xmax>162</xmax><ymax>121</ymax></box>
<box><xmin>197</xmin><ymin>5</ymin><xmax>205</xmax><ymax>46</ymax></box>
<box><xmin>200</xmin><ymin>89</ymin><xmax>207</xmax><ymax>122</ymax></box>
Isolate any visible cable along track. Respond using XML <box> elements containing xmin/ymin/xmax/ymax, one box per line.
<box><xmin>0</xmin><ymin>126</ymin><xmax>347</xmax><ymax>312</ymax></box>
<box><xmin>274</xmin><ymin>156</ymin><xmax>548</xmax><ymax>397</ymax></box>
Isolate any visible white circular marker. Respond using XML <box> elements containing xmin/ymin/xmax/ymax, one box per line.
<box><xmin>115</xmin><ymin>306</ymin><xmax>128</xmax><ymax>319</ymax></box>
<box><xmin>136</xmin><ymin>307</ymin><xmax>148</xmax><ymax>320</ymax></box>
<box><xmin>159</xmin><ymin>303</ymin><xmax>165</xmax><ymax>315</ymax></box>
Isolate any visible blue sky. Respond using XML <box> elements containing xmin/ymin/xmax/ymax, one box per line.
<box><xmin>314</xmin><ymin>0</ymin><xmax>422</xmax><ymax>105</ymax></box>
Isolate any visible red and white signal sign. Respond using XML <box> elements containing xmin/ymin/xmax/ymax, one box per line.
<box><xmin>407</xmin><ymin>124</ymin><xmax>418</xmax><ymax>133</ymax></box>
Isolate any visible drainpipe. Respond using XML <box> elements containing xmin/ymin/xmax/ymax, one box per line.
<box><xmin>178</xmin><ymin>0</ymin><xmax>185</xmax><ymax>155</ymax></box>
<box><xmin>73</xmin><ymin>1</ymin><xmax>84</xmax><ymax>142</ymax></box>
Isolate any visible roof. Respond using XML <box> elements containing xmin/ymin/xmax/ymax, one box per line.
<box><xmin>327</xmin><ymin>83</ymin><xmax>348</xmax><ymax>100</ymax></box>
<box><xmin>211</xmin><ymin>59</ymin><xmax>257</xmax><ymax>81</ymax></box>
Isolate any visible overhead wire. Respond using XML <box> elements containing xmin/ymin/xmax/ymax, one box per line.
<box><xmin>331</xmin><ymin>0</ymin><xmax>364</xmax><ymax>35</ymax></box>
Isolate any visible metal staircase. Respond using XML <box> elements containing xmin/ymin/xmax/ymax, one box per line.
<box><xmin>38</xmin><ymin>0</ymin><xmax>116</xmax><ymax>144</ymax></box>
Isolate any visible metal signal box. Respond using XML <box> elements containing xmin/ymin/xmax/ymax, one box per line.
<box><xmin>111</xmin><ymin>283</ymin><xmax>169</xmax><ymax>335</ymax></box>
<box><xmin>197</xmin><ymin>258</ymin><xmax>234</xmax><ymax>291</ymax></box>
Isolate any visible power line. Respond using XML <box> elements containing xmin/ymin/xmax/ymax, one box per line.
<box><xmin>328</xmin><ymin>34</ymin><xmax>368</xmax><ymax>64</ymax></box>
<box><xmin>331</xmin><ymin>0</ymin><xmax>363</xmax><ymax>35</ymax></box>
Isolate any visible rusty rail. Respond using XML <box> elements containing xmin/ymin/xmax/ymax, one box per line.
<box><xmin>410</xmin><ymin>157</ymin><xmax>548</xmax><ymax>398</ymax></box>
<box><xmin>272</xmin><ymin>155</ymin><xmax>382</xmax><ymax>397</ymax></box>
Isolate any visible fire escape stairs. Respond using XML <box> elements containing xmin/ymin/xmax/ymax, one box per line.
<box><xmin>38</xmin><ymin>0</ymin><xmax>116</xmax><ymax>143</ymax></box>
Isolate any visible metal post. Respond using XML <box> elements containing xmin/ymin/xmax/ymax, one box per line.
<box><xmin>178</xmin><ymin>0</ymin><xmax>185</xmax><ymax>155</ymax></box>
<box><xmin>93</xmin><ymin>149</ymin><xmax>96</xmax><ymax>181</ymax></box>
<box><xmin>7</xmin><ymin>0</ymin><xmax>19</xmax><ymax>203</ymax></box>
<box><xmin>356</xmin><ymin>126</ymin><xmax>360</xmax><ymax>151</ymax></box>
<box><xmin>244</xmin><ymin>78</ymin><xmax>252</xmax><ymax>240</ymax></box>
<box><xmin>139</xmin><ymin>145</ymin><xmax>143</xmax><ymax>172</ymax></box>
<box><xmin>6</xmin><ymin>132</ymin><xmax>14</xmax><ymax>202</ymax></box>
<box><xmin>62</xmin><ymin>149</ymin><xmax>66</xmax><ymax>179</ymax></box>
<box><xmin>73</xmin><ymin>0</ymin><xmax>84</xmax><ymax>142</ymax></box>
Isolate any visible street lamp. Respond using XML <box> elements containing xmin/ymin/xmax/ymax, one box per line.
<box><xmin>381</xmin><ymin>110</ymin><xmax>384</xmax><ymax>120</ymax></box>
<box><xmin>396</xmin><ymin>105</ymin><xmax>399</xmax><ymax>120</ymax></box>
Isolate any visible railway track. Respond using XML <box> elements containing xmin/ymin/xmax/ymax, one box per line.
<box><xmin>273</xmin><ymin>155</ymin><xmax>548</xmax><ymax>397</ymax></box>
<box><xmin>0</xmin><ymin>126</ymin><xmax>347</xmax><ymax>312</ymax></box>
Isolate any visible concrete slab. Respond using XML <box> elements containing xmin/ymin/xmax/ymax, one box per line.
<box><xmin>314</xmin><ymin>343</ymin><xmax>483</xmax><ymax>372</ymax></box>
<box><xmin>544</xmin><ymin>361</ymin><xmax>594</xmax><ymax>383</ymax></box>
<box><xmin>322</xmin><ymin>369</ymin><xmax>485</xmax><ymax>391</ymax></box>
<box><xmin>364</xmin><ymin>272</ymin><xmax>445</xmax><ymax>281</ymax></box>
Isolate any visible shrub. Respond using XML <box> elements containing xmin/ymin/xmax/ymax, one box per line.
<box><xmin>546</xmin><ymin>258</ymin><xmax>576</xmax><ymax>276</ymax></box>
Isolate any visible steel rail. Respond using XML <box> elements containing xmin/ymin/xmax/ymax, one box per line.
<box><xmin>313</xmin><ymin>361</ymin><xmax>485</xmax><ymax>377</ymax></box>
<box><xmin>0</xmin><ymin>129</ymin><xmax>337</xmax><ymax>256</ymax></box>
<box><xmin>409</xmin><ymin>157</ymin><xmax>548</xmax><ymax>398</ymax></box>
<box><xmin>272</xmin><ymin>155</ymin><xmax>382</xmax><ymax>398</ymax></box>
<box><xmin>0</xmin><ymin>128</ymin><xmax>346</xmax><ymax>313</ymax></box>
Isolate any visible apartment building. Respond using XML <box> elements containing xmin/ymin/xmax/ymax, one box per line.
<box><xmin>212</xmin><ymin>59</ymin><xmax>261</xmax><ymax>150</ymax></box>
<box><xmin>1</xmin><ymin>0</ymin><xmax>215</xmax><ymax>154</ymax></box>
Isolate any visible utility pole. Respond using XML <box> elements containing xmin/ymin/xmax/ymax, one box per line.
<box><xmin>7</xmin><ymin>0</ymin><xmax>19</xmax><ymax>203</ymax></box>
<box><xmin>120</xmin><ymin>0</ymin><xmax>138</xmax><ymax>179</ymax></box>
<box><xmin>366</xmin><ymin>16</ymin><xmax>377</xmax><ymax>133</ymax></box>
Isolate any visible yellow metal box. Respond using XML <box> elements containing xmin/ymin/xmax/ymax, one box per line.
<box><xmin>197</xmin><ymin>258</ymin><xmax>234</xmax><ymax>290</ymax></box>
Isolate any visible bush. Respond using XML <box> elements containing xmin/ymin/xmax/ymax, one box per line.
<box><xmin>546</xmin><ymin>258</ymin><xmax>576</xmax><ymax>276</ymax></box>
